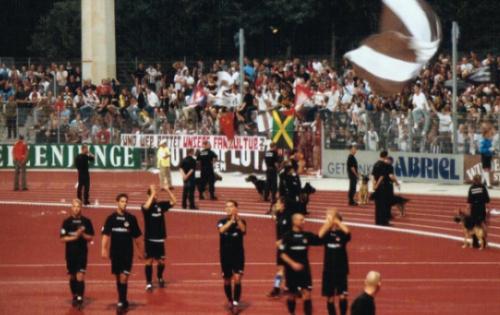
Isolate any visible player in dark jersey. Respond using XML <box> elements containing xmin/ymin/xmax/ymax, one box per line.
<box><xmin>217</xmin><ymin>200</ymin><xmax>246</xmax><ymax>309</ymax></box>
<box><xmin>318</xmin><ymin>208</ymin><xmax>351</xmax><ymax>315</ymax></box>
<box><xmin>101</xmin><ymin>193</ymin><xmax>143</xmax><ymax>312</ymax></box>
<box><xmin>351</xmin><ymin>271</ymin><xmax>381</xmax><ymax>315</ymax></box>
<box><xmin>60</xmin><ymin>198</ymin><xmax>94</xmax><ymax>308</ymax></box>
<box><xmin>197</xmin><ymin>141</ymin><xmax>218</xmax><ymax>200</ymax></box>
<box><xmin>267</xmin><ymin>197</ymin><xmax>292</xmax><ymax>298</ymax></box>
<box><xmin>264</xmin><ymin>143</ymin><xmax>281</xmax><ymax>202</ymax></box>
<box><xmin>142</xmin><ymin>185</ymin><xmax>176</xmax><ymax>291</ymax></box>
<box><xmin>279</xmin><ymin>213</ymin><xmax>322</xmax><ymax>315</ymax></box>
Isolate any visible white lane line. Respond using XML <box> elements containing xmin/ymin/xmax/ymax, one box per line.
<box><xmin>1</xmin><ymin>200</ymin><xmax>499</xmax><ymax>249</ymax></box>
<box><xmin>0</xmin><ymin>278</ymin><xmax>498</xmax><ymax>285</ymax></box>
<box><xmin>0</xmin><ymin>261</ymin><xmax>499</xmax><ymax>268</ymax></box>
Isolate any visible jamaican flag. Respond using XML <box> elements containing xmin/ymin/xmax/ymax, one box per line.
<box><xmin>272</xmin><ymin>110</ymin><xmax>294</xmax><ymax>149</ymax></box>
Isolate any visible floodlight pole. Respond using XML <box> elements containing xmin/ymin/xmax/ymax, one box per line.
<box><xmin>239</xmin><ymin>28</ymin><xmax>245</xmax><ymax>103</ymax></box>
<box><xmin>452</xmin><ymin>21</ymin><xmax>459</xmax><ymax>154</ymax></box>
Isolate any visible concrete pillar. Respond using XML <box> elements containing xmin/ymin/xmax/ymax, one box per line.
<box><xmin>81</xmin><ymin>0</ymin><xmax>116</xmax><ymax>84</ymax></box>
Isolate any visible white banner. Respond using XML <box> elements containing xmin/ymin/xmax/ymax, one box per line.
<box><xmin>121</xmin><ymin>134</ymin><xmax>269</xmax><ymax>151</ymax></box>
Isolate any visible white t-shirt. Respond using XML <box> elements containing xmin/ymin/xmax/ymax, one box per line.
<box><xmin>436</xmin><ymin>112</ymin><xmax>452</xmax><ymax>133</ymax></box>
<box><xmin>412</xmin><ymin>92</ymin><xmax>428</xmax><ymax>111</ymax></box>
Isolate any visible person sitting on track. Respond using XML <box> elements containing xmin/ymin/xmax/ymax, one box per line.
<box><xmin>217</xmin><ymin>200</ymin><xmax>247</xmax><ymax>309</ymax></box>
<box><xmin>319</xmin><ymin>208</ymin><xmax>351</xmax><ymax>315</ymax></box>
<box><xmin>142</xmin><ymin>184</ymin><xmax>176</xmax><ymax>291</ymax></box>
<box><xmin>279</xmin><ymin>213</ymin><xmax>323</xmax><ymax>315</ymax></box>
<box><xmin>59</xmin><ymin>198</ymin><xmax>95</xmax><ymax>309</ymax></box>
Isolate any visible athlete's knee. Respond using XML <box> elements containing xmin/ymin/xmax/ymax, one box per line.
<box><xmin>145</xmin><ymin>258</ymin><xmax>153</xmax><ymax>266</ymax></box>
<box><xmin>76</xmin><ymin>272</ymin><xmax>85</xmax><ymax>281</ymax></box>
<box><xmin>301</xmin><ymin>290</ymin><xmax>311</xmax><ymax>299</ymax></box>
<box><xmin>119</xmin><ymin>273</ymin><xmax>129</xmax><ymax>283</ymax></box>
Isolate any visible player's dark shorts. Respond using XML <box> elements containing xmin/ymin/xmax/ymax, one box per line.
<box><xmin>322</xmin><ymin>272</ymin><xmax>348</xmax><ymax>297</ymax></box>
<box><xmin>66</xmin><ymin>253</ymin><xmax>87</xmax><ymax>275</ymax></box>
<box><xmin>145</xmin><ymin>240</ymin><xmax>165</xmax><ymax>259</ymax></box>
<box><xmin>220</xmin><ymin>254</ymin><xmax>244</xmax><ymax>279</ymax></box>
<box><xmin>285</xmin><ymin>266</ymin><xmax>312</xmax><ymax>294</ymax></box>
<box><xmin>276</xmin><ymin>249</ymin><xmax>285</xmax><ymax>266</ymax></box>
<box><xmin>481</xmin><ymin>155</ymin><xmax>492</xmax><ymax>169</ymax></box>
<box><xmin>111</xmin><ymin>256</ymin><xmax>133</xmax><ymax>275</ymax></box>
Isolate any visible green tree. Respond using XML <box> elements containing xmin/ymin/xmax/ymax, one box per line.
<box><xmin>28</xmin><ymin>0</ymin><xmax>80</xmax><ymax>59</ymax></box>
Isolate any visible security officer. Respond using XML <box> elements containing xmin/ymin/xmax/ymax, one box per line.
<box><xmin>180</xmin><ymin>148</ymin><xmax>197</xmax><ymax>209</ymax></box>
<box><xmin>197</xmin><ymin>141</ymin><xmax>218</xmax><ymax>200</ymax></box>
<box><xmin>75</xmin><ymin>145</ymin><xmax>95</xmax><ymax>206</ymax></box>
<box><xmin>468</xmin><ymin>174</ymin><xmax>490</xmax><ymax>247</ymax></box>
<box><xmin>280</xmin><ymin>164</ymin><xmax>302</xmax><ymax>215</ymax></box>
<box><xmin>371</xmin><ymin>151</ymin><xmax>390</xmax><ymax>226</ymax></box>
<box><xmin>347</xmin><ymin>144</ymin><xmax>359</xmax><ymax>206</ymax></box>
<box><xmin>264</xmin><ymin>143</ymin><xmax>281</xmax><ymax>202</ymax></box>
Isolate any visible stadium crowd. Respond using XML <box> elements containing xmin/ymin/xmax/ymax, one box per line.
<box><xmin>0</xmin><ymin>52</ymin><xmax>499</xmax><ymax>155</ymax></box>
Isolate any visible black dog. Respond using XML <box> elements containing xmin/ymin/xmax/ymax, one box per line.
<box><xmin>298</xmin><ymin>182</ymin><xmax>316</xmax><ymax>214</ymax></box>
<box><xmin>195</xmin><ymin>173</ymin><xmax>223</xmax><ymax>198</ymax></box>
<box><xmin>245</xmin><ymin>175</ymin><xmax>266</xmax><ymax>200</ymax></box>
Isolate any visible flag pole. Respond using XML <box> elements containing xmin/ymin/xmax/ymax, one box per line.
<box><xmin>239</xmin><ymin>28</ymin><xmax>245</xmax><ymax>104</ymax></box>
<box><xmin>452</xmin><ymin>21</ymin><xmax>459</xmax><ymax>154</ymax></box>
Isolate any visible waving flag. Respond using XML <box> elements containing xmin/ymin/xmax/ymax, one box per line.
<box><xmin>188</xmin><ymin>82</ymin><xmax>207</xmax><ymax>108</ymax></box>
<box><xmin>272</xmin><ymin>110</ymin><xmax>295</xmax><ymax>149</ymax></box>
<box><xmin>219</xmin><ymin>112</ymin><xmax>235</xmax><ymax>140</ymax></box>
<box><xmin>345</xmin><ymin>0</ymin><xmax>441</xmax><ymax>96</ymax></box>
<box><xmin>294</xmin><ymin>84</ymin><xmax>314</xmax><ymax>111</ymax></box>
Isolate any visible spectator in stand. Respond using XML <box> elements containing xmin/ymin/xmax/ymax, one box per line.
<box><xmin>13</xmin><ymin>135</ymin><xmax>29</xmax><ymax>191</ymax></box>
<box><xmin>411</xmin><ymin>83</ymin><xmax>430</xmax><ymax>136</ymax></box>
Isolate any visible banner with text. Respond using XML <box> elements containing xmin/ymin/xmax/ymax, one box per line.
<box><xmin>322</xmin><ymin>150</ymin><xmax>464</xmax><ymax>184</ymax></box>
<box><xmin>121</xmin><ymin>134</ymin><xmax>269</xmax><ymax>151</ymax></box>
<box><xmin>0</xmin><ymin>144</ymin><xmax>141</xmax><ymax>169</ymax></box>
<box><xmin>121</xmin><ymin>134</ymin><xmax>270</xmax><ymax>173</ymax></box>
<box><xmin>463</xmin><ymin>155</ymin><xmax>500</xmax><ymax>185</ymax></box>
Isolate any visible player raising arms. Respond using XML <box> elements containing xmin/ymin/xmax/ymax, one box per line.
<box><xmin>60</xmin><ymin>198</ymin><xmax>94</xmax><ymax>309</ymax></box>
<box><xmin>319</xmin><ymin>208</ymin><xmax>351</xmax><ymax>315</ymax></box>
<box><xmin>217</xmin><ymin>200</ymin><xmax>247</xmax><ymax>310</ymax></box>
<box><xmin>142</xmin><ymin>184</ymin><xmax>176</xmax><ymax>291</ymax></box>
<box><xmin>101</xmin><ymin>193</ymin><xmax>143</xmax><ymax>312</ymax></box>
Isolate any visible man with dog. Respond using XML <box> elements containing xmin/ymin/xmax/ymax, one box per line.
<box><xmin>467</xmin><ymin>174</ymin><xmax>490</xmax><ymax>248</ymax></box>
<box><xmin>197</xmin><ymin>141</ymin><xmax>218</xmax><ymax>200</ymax></box>
<box><xmin>319</xmin><ymin>208</ymin><xmax>351</xmax><ymax>315</ymax></box>
<box><xmin>280</xmin><ymin>164</ymin><xmax>303</xmax><ymax>215</ymax></box>
<box><xmin>279</xmin><ymin>213</ymin><xmax>323</xmax><ymax>315</ymax></box>
<box><xmin>347</xmin><ymin>144</ymin><xmax>359</xmax><ymax>206</ymax></box>
<box><xmin>371</xmin><ymin>151</ymin><xmax>391</xmax><ymax>226</ymax></box>
<box><xmin>264</xmin><ymin>142</ymin><xmax>281</xmax><ymax>202</ymax></box>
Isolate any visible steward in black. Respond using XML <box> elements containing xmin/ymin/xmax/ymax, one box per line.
<box><xmin>351</xmin><ymin>292</ymin><xmax>375</xmax><ymax>315</ymax></box>
<box><xmin>347</xmin><ymin>144</ymin><xmax>359</xmax><ymax>206</ymax></box>
<box><xmin>180</xmin><ymin>148</ymin><xmax>197</xmax><ymax>209</ymax></box>
<box><xmin>264</xmin><ymin>143</ymin><xmax>281</xmax><ymax>202</ymax></box>
<box><xmin>74</xmin><ymin>145</ymin><xmax>94</xmax><ymax>205</ymax></box>
<box><xmin>197</xmin><ymin>141</ymin><xmax>218</xmax><ymax>200</ymax></box>
<box><xmin>371</xmin><ymin>151</ymin><xmax>390</xmax><ymax>226</ymax></box>
<box><xmin>279</xmin><ymin>164</ymin><xmax>302</xmax><ymax>214</ymax></box>
<box><xmin>468</xmin><ymin>175</ymin><xmax>490</xmax><ymax>226</ymax></box>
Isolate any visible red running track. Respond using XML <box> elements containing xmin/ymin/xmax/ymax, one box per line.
<box><xmin>0</xmin><ymin>171</ymin><xmax>499</xmax><ymax>315</ymax></box>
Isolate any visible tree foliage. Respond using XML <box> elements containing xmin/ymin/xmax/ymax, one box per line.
<box><xmin>26</xmin><ymin>0</ymin><xmax>500</xmax><ymax>61</ymax></box>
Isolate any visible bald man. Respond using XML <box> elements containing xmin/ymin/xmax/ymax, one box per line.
<box><xmin>279</xmin><ymin>213</ymin><xmax>322</xmax><ymax>315</ymax></box>
<box><xmin>350</xmin><ymin>271</ymin><xmax>381</xmax><ymax>315</ymax></box>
